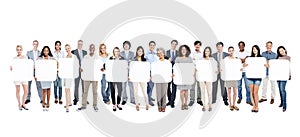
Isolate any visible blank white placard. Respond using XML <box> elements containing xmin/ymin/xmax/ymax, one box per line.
<box><xmin>58</xmin><ymin>58</ymin><xmax>79</xmax><ymax>79</ymax></box>
<box><xmin>195</xmin><ymin>60</ymin><xmax>218</xmax><ymax>82</ymax></box>
<box><xmin>106</xmin><ymin>60</ymin><xmax>128</xmax><ymax>82</ymax></box>
<box><xmin>269</xmin><ymin>59</ymin><xmax>290</xmax><ymax>80</ymax></box>
<box><xmin>35</xmin><ymin>60</ymin><xmax>57</xmax><ymax>81</ymax></box>
<box><xmin>221</xmin><ymin>58</ymin><xmax>242</xmax><ymax>80</ymax></box>
<box><xmin>129</xmin><ymin>61</ymin><xmax>150</xmax><ymax>82</ymax></box>
<box><xmin>173</xmin><ymin>63</ymin><xmax>195</xmax><ymax>85</ymax></box>
<box><xmin>11</xmin><ymin>59</ymin><xmax>33</xmax><ymax>81</ymax></box>
<box><xmin>245</xmin><ymin>57</ymin><xmax>266</xmax><ymax>78</ymax></box>
<box><xmin>81</xmin><ymin>58</ymin><xmax>103</xmax><ymax>81</ymax></box>
<box><xmin>151</xmin><ymin>61</ymin><xmax>172</xmax><ymax>83</ymax></box>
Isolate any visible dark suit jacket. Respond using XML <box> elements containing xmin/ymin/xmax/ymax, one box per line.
<box><xmin>212</xmin><ymin>51</ymin><xmax>229</xmax><ymax>68</ymax></box>
<box><xmin>71</xmin><ymin>49</ymin><xmax>87</xmax><ymax>66</ymax></box>
<box><xmin>166</xmin><ymin>49</ymin><xmax>179</xmax><ymax>65</ymax></box>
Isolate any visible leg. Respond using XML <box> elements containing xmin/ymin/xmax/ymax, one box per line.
<box><xmin>92</xmin><ymin>81</ymin><xmax>98</xmax><ymax>107</ymax></box>
<box><xmin>27</xmin><ymin>81</ymin><xmax>32</xmax><ymax>101</ymax></box>
<box><xmin>54</xmin><ymin>78</ymin><xmax>58</xmax><ymax>100</ymax></box>
<box><xmin>156</xmin><ymin>83</ymin><xmax>162</xmax><ymax>108</ymax></box>
<box><xmin>200</xmin><ymin>82</ymin><xmax>206</xmax><ymax>108</ymax></box>
<box><xmin>47</xmin><ymin>89</ymin><xmax>51</xmax><ymax>108</ymax></box>
<box><xmin>207</xmin><ymin>82</ymin><xmax>212</xmax><ymax>109</ymax></box>
<box><xmin>82</xmin><ymin>81</ymin><xmax>91</xmax><ymax>107</ymax></box>
<box><xmin>171</xmin><ymin>81</ymin><xmax>177</xmax><ymax>106</ymax></box>
<box><xmin>261</xmin><ymin>76</ymin><xmax>269</xmax><ymax>99</ymax></box>
<box><xmin>101</xmin><ymin>74</ymin><xmax>109</xmax><ymax>103</ymax></box>
<box><xmin>133</xmin><ymin>82</ymin><xmax>139</xmax><ymax>105</ymax></box>
<box><xmin>180</xmin><ymin>90</ymin><xmax>184</xmax><ymax>109</ymax></box>
<box><xmin>22</xmin><ymin>84</ymin><xmax>28</xmax><ymax>106</ymax></box>
<box><xmin>167</xmin><ymin>82</ymin><xmax>172</xmax><ymax>103</ymax></box>
<box><xmin>128</xmin><ymin>81</ymin><xmax>135</xmax><ymax>103</ymax></box>
<box><xmin>277</xmin><ymin>81</ymin><xmax>283</xmax><ymax>106</ymax></box>
<box><xmin>281</xmin><ymin>81</ymin><xmax>287</xmax><ymax>110</ymax></box>
<box><xmin>237</xmin><ymin>76</ymin><xmax>243</xmax><ymax>100</ymax></box>
<box><xmin>36</xmin><ymin>81</ymin><xmax>42</xmax><ymax>101</ymax></box>
<box><xmin>227</xmin><ymin>88</ymin><xmax>232</xmax><ymax>106</ymax></box>
<box><xmin>254</xmin><ymin>85</ymin><xmax>260</xmax><ymax>110</ymax></box>
<box><xmin>220</xmin><ymin>78</ymin><xmax>228</xmax><ymax>102</ymax></box>
<box><xmin>249</xmin><ymin>84</ymin><xmax>255</xmax><ymax>110</ymax></box>
<box><xmin>65</xmin><ymin>88</ymin><xmax>70</xmax><ymax>110</ymax></box>
<box><xmin>243</xmin><ymin>74</ymin><xmax>251</xmax><ymax>103</ymax></box>
<box><xmin>74</xmin><ymin>77</ymin><xmax>80</xmax><ymax>102</ymax></box>
<box><xmin>110</xmin><ymin>82</ymin><xmax>116</xmax><ymax>105</ymax></box>
<box><xmin>270</xmin><ymin>80</ymin><xmax>276</xmax><ymax>99</ymax></box>
<box><xmin>184</xmin><ymin>90</ymin><xmax>188</xmax><ymax>106</ymax></box>
<box><xmin>162</xmin><ymin>84</ymin><xmax>168</xmax><ymax>108</ymax></box>
<box><xmin>58</xmin><ymin>77</ymin><xmax>63</xmax><ymax>101</ymax></box>
<box><xmin>233</xmin><ymin>87</ymin><xmax>237</xmax><ymax>106</ymax></box>
<box><xmin>196</xmin><ymin>81</ymin><xmax>202</xmax><ymax>102</ymax></box>
<box><xmin>42</xmin><ymin>89</ymin><xmax>47</xmax><ymax>107</ymax></box>
<box><xmin>116</xmin><ymin>82</ymin><xmax>123</xmax><ymax>105</ymax></box>
<box><xmin>121</xmin><ymin>82</ymin><xmax>128</xmax><ymax>102</ymax></box>
<box><xmin>147</xmin><ymin>80</ymin><xmax>154</xmax><ymax>104</ymax></box>
<box><xmin>212</xmin><ymin>79</ymin><xmax>218</xmax><ymax>104</ymax></box>
<box><xmin>189</xmin><ymin>80</ymin><xmax>196</xmax><ymax>103</ymax></box>
<box><xmin>16</xmin><ymin>85</ymin><xmax>21</xmax><ymax>107</ymax></box>
<box><xmin>140</xmin><ymin>82</ymin><xmax>149</xmax><ymax>106</ymax></box>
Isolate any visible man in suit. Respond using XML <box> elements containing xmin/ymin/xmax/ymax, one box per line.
<box><xmin>212</xmin><ymin>42</ymin><xmax>229</xmax><ymax>106</ymax></box>
<box><xmin>166</xmin><ymin>40</ymin><xmax>179</xmax><ymax>108</ymax></box>
<box><xmin>26</xmin><ymin>40</ymin><xmax>42</xmax><ymax>104</ymax></box>
<box><xmin>120</xmin><ymin>41</ymin><xmax>135</xmax><ymax>105</ymax></box>
<box><xmin>71</xmin><ymin>40</ymin><xmax>87</xmax><ymax>105</ymax></box>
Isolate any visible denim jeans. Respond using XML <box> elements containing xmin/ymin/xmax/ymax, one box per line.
<box><xmin>53</xmin><ymin>76</ymin><xmax>62</xmax><ymax>100</ymax></box>
<box><xmin>277</xmin><ymin>81</ymin><xmax>287</xmax><ymax>109</ymax></box>
<box><xmin>238</xmin><ymin>72</ymin><xmax>251</xmax><ymax>103</ymax></box>
<box><xmin>147</xmin><ymin>80</ymin><xmax>154</xmax><ymax>103</ymax></box>
<box><xmin>101</xmin><ymin>74</ymin><xmax>110</xmax><ymax>103</ymax></box>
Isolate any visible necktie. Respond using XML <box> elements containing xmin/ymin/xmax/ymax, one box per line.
<box><xmin>172</xmin><ymin>51</ymin><xmax>175</xmax><ymax>61</ymax></box>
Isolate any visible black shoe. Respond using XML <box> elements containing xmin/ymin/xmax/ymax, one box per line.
<box><xmin>77</xmin><ymin>107</ymin><xmax>86</xmax><ymax>111</ymax></box>
<box><xmin>171</xmin><ymin>104</ymin><xmax>175</xmax><ymax>108</ymax></box>
<box><xmin>73</xmin><ymin>100</ymin><xmax>78</xmax><ymax>105</ymax></box>
<box><xmin>149</xmin><ymin>102</ymin><xmax>155</xmax><ymax>106</ymax></box>
<box><xmin>283</xmin><ymin>108</ymin><xmax>286</xmax><ymax>112</ymax></box>
<box><xmin>151</xmin><ymin>98</ymin><xmax>155</xmax><ymax>101</ymax></box>
<box><xmin>117</xmin><ymin>105</ymin><xmax>122</xmax><ymax>110</ymax></box>
<box><xmin>22</xmin><ymin>105</ymin><xmax>29</xmax><ymax>110</ymax></box>
<box><xmin>197</xmin><ymin>101</ymin><xmax>203</xmax><ymax>106</ymax></box>
<box><xmin>113</xmin><ymin>106</ymin><xmax>117</xmax><ymax>111</ymax></box>
<box><xmin>40</xmin><ymin>100</ymin><xmax>43</xmax><ymax>104</ymax></box>
<box><xmin>87</xmin><ymin>101</ymin><xmax>90</xmax><ymax>105</ymax></box>
<box><xmin>64</xmin><ymin>104</ymin><xmax>72</xmax><ymax>108</ymax></box>
<box><xmin>246</xmin><ymin>102</ymin><xmax>253</xmax><ymax>106</ymax></box>
<box><xmin>224</xmin><ymin>101</ymin><xmax>229</xmax><ymax>106</ymax></box>
<box><xmin>279</xmin><ymin>103</ymin><xmax>283</xmax><ymax>107</ymax></box>
<box><xmin>188</xmin><ymin>101</ymin><xmax>194</xmax><ymax>106</ymax></box>
<box><xmin>166</xmin><ymin>102</ymin><xmax>170</xmax><ymax>106</ymax></box>
<box><xmin>121</xmin><ymin>101</ymin><xmax>126</xmax><ymax>105</ymax></box>
<box><xmin>237</xmin><ymin>98</ymin><xmax>242</xmax><ymax>104</ymax></box>
<box><xmin>25</xmin><ymin>100</ymin><xmax>30</xmax><ymax>104</ymax></box>
<box><xmin>130</xmin><ymin>101</ymin><xmax>136</xmax><ymax>105</ymax></box>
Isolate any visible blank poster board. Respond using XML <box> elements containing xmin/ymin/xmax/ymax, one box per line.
<box><xmin>106</xmin><ymin>60</ymin><xmax>128</xmax><ymax>82</ymax></box>
<box><xmin>58</xmin><ymin>58</ymin><xmax>79</xmax><ymax>79</ymax></box>
<box><xmin>81</xmin><ymin>58</ymin><xmax>103</xmax><ymax>81</ymax></box>
<box><xmin>35</xmin><ymin>60</ymin><xmax>57</xmax><ymax>81</ymax></box>
<box><xmin>151</xmin><ymin>61</ymin><xmax>172</xmax><ymax>83</ymax></box>
<box><xmin>221</xmin><ymin>58</ymin><xmax>242</xmax><ymax>81</ymax></box>
<box><xmin>129</xmin><ymin>61</ymin><xmax>150</xmax><ymax>82</ymax></box>
<box><xmin>269</xmin><ymin>60</ymin><xmax>290</xmax><ymax>80</ymax></box>
<box><xmin>195</xmin><ymin>60</ymin><xmax>218</xmax><ymax>82</ymax></box>
<box><xmin>173</xmin><ymin>63</ymin><xmax>195</xmax><ymax>85</ymax></box>
<box><xmin>11</xmin><ymin>59</ymin><xmax>33</xmax><ymax>81</ymax></box>
<box><xmin>245</xmin><ymin>57</ymin><xmax>266</xmax><ymax>78</ymax></box>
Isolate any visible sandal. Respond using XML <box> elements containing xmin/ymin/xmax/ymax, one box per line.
<box><xmin>136</xmin><ymin>105</ymin><xmax>140</xmax><ymax>111</ymax></box>
<box><xmin>233</xmin><ymin>106</ymin><xmax>239</xmax><ymax>111</ymax></box>
<box><xmin>230</xmin><ymin>106</ymin><xmax>234</xmax><ymax>111</ymax></box>
<box><xmin>146</xmin><ymin>105</ymin><xmax>149</xmax><ymax>110</ymax></box>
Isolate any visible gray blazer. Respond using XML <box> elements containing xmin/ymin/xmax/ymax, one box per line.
<box><xmin>71</xmin><ymin>49</ymin><xmax>87</xmax><ymax>66</ymax></box>
<box><xmin>212</xmin><ymin>51</ymin><xmax>229</xmax><ymax>69</ymax></box>
<box><xmin>166</xmin><ymin>49</ymin><xmax>179</xmax><ymax>64</ymax></box>
<box><xmin>26</xmin><ymin>50</ymin><xmax>41</xmax><ymax>60</ymax></box>
<box><xmin>120</xmin><ymin>50</ymin><xmax>135</xmax><ymax>64</ymax></box>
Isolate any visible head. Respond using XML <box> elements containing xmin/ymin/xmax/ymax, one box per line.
<box><xmin>203</xmin><ymin>46</ymin><xmax>212</xmax><ymax>58</ymax></box>
<box><xmin>55</xmin><ymin>41</ymin><xmax>61</xmax><ymax>51</ymax></box>
<box><xmin>178</xmin><ymin>45</ymin><xmax>191</xmax><ymax>57</ymax></box>
<box><xmin>277</xmin><ymin>46</ymin><xmax>287</xmax><ymax>58</ymax></box>
<box><xmin>251</xmin><ymin>45</ymin><xmax>261</xmax><ymax>57</ymax></box>
<box><xmin>33</xmin><ymin>40</ymin><xmax>39</xmax><ymax>50</ymax></box>
<box><xmin>16</xmin><ymin>45</ymin><xmax>23</xmax><ymax>56</ymax></box>
<box><xmin>156</xmin><ymin>47</ymin><xmax>165</xmax><ymax>60</ymax></box>
<box><xmin>149</xmin><ymin>41</ymin><xmax>156</xmax><ymax>51</ymax></box>
<box><xmin>170</xmin><ymin>40</ymin><xmax>178</xmax><ymax>50</ymax></box>
<box><xmin>77</xmin><ymin>40</ymin><xmax>83</xmax><ymax>50</ymax></box>
<box><xmin>123</xmin><ymin>41</ymin><xmax>131</xmax><ymax>50</ymax></box>
<box><xmin>136</xmin><ymin>46</ymin><xmax>145</xmax><ymax>57</ymax></box>
<box><xmin>238</xmin><ymin>41</ymin><xmax>245</xmax><ymax>51</ymax></box>
<box><xmin>228</xmin><ymin>46</ymin><xmax>234</xmax><ymax>56</ymax></box>
<box><xmin>113</xmin><ymin>47</ymin><xmax>121</xmax><ymax>58</ymax></box>
<box><xmin>40</xmin><ymin>46</ymin><xmax>53</xmax><ymax>57</ymax></box>
<box><xmin>65</xmin><ymin>44</ymin><xmax>71</xmax><ymax>54</ymax></box>
<box><xmin>99</xmin><ymin>43</ymin><xmax>107</xmax><ymax>56</ymax></box>
<box><xmin>216</xmin><ymin>42</ymin><xmax>224</xmax><ymax>53</ymax></box>
<box><xmin>89</xmin><ymin>44</ymin><xmax>95</xmax><ymax>55</ymax></box>
<box><xmin>266</xmin><ymin>41</ymin><xmax>273</xmax><ymax>52</ymax></box>
<box><xmin>194</xmin><ymin>41</ymin><xmax>202</xmax><ymax>52</ymax></box>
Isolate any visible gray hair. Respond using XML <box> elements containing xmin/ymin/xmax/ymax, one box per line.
<box><xmin>156</xmin><ymin>47</ymin><xmax>165</xmax><ymax>55</ymax></box>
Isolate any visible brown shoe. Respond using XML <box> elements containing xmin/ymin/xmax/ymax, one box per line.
<box><xmin>229</xmin><ymin>106</ymin><xmax>234</xmax><ymax>111</ymax></box>
<box><xmin>237</xmin><ymin>98</ymin><xmax>242</xmax><ymax>104</ymax></box>
<box><xmin>270</xmin><ymin>99</ymin><xmax>274</xmax><ymax>104</ymax></box>
<box><xmin>233</xmin><ymin>106</ymin><xmax>239</xmax><ymax>111</ymax></box>
<box><xmin>161</xmin><ymin>108</ymin><xmax>166</xmax><ymax>112</ymax></box>
<box><xmin>158</xmin><ymin>108</ymin><xmax>162</xmax><ymax>112</ymax></box>
<box><xmin>259</xmin><ymin>98</ymin><xmax>267</xmax><ymax>103</ymax></box>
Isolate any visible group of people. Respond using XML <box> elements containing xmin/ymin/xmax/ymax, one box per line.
<box><xmin>11</xmin><ymin>40</ymin><xmax>290</xmax><ymax>113</ymax></box>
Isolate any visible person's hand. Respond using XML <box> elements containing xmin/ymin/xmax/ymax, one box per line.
<box><xmin>34</xmin><ymin>77</ymin><xmax>37</xmax><ymax>81</ymax></box>
<box><xmin>128</xmin><ymin>77</ymin><xmax>130</xmax><ymax>81</ymax></box>
<box><xmin>80</xmin><ymin>68</ymin><xmax>83</xmax><ymax>72</ymax></box>
<box><xmin>100</xmin><ymin>68</ymin><xmax>104</xmax><ymax>72</ymax></box>
<box><xmin>289</xmin><ymin>76</ymin><xmax>291</xmax><ymax>80</ymax></box>
<box><xmin>240</xmin><ymin>68</ymin><xmax>243</xmax><ymax>71</ymax></box>
<box><xmin>243</xmin><ymin>63</ymin><xmax>248</xmax><ymax>67</ymax></box>
<box><xmin>264</xmin><ymin>63</ymin><xmax>269</xmax><ymax>68</ymax></box>
<box><xmin>168</xmin><ymin>57</ymin><xmax>172</xmax><ymax>62</ymax></box>
<box><xmin>172</xmin><ymin>73</ymin><xmax>175</xmax><ymax>78</ymax></box>
<box><xmin>10</xmin><ymin>66</ymin><xmax>12</xmax><ymax>71</ymax></box>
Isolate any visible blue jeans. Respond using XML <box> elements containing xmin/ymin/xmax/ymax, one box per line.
<box><xmin>53</xmin><ymin>76</ymin><xmax>62</xmax><ymax>100</ymax></box>
<box><xmin>147</xmin><ymin>80</ymin><xmax>154</xmax><ymax>104</ymax></box>
<box><xmin>238</xmin><ymin>72</ymin><xmax>251</xmax><ymax>103</ymax></box>
<box><xmin>101</xmin><ymin>74</ymin><xmax>111</xmax><ymax>103</ymax></box>
<box><xmin>277</xmin><ymin>81</ymin><xmax>287</xmax><ymax>109</ymax></box>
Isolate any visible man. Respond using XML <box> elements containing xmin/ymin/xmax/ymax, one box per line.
<box><xmin>146</xmin><ymin>41</ymin><xmax>158</xmax><ymax>106</ymax></box>
<box><xmin>26</xmin><ymin>40</ymin><xmax>42</xmax><ymax>104</ymax></box>
<box><xmin>78</xmin><ymin>44</ymin><xmax>99</xmax><ymax>112</ymax></box>
<box><xmin>212</xmin><ymin>42</ymin><xmax>229</xmax><ymax>106</ymax></box>
<box><xmin>71</xmin><ymin>40</ymin><xmax>87</xmax><ymax>105</ymax></box>
<box><xmin>235</xmin><ymin>41</ymin><xmax>251</xmax><ymax>105</ymax></box>
<box><xmin>166</xmin><ymin>40</ymin><xmax>179</xmax><ymax>108</ymax></box>
<box><xmin>120</xmin><ymin>41</ymin><xmax>135</xmax><ymax>105</ymax></box>
<box><xmin>188</xmin><ymin>41</ymin><xmax>203</xmax><ymax>106</ymax></box>
<box><xmin>259</xmin><ymin>41</ymin><xmax>277</xmax><ymax>104</ymax></box>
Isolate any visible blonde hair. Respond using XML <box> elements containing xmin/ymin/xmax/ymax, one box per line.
<box><xmin>65</xmin><ymin>44</ymin><xmax>70</xmax><ymax>48</ymax></box>
<box><xmin>16</xmin><ymin>45</ymin><xmax>23</xmax><ymax>51</ymax></box>
<box><xmin>99</xmin><ymin>43</ymin><xmax>108</xmax><ymax>56</ymax></box>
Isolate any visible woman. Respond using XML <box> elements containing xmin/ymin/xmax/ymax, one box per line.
<box><xmin>155</xmin><ymin>47</ymin><xmax>169</xmax><ymax>112</ymax></box>
<box><xmin>130</xmin><ymin>46</ymin><xmax>149</xmax><ymax>111</ymax></box>
<box><xmin>175</xmin><ymin>45</ymin><xmax>193</xmax><ymax>110</ymax></box>
<box><xmin>276</xmin><ymin>46</ymin><xmax>290</xmax><ymax>112</ymax></box>
<box><xmin>108</xmin><ymin>47</ymin><xmax>124</xmax><ymax>111</ymax></box>
<box><xmin>244</xmin><ymin>45</ymin><xmax>265</xmax><ymax>113</ymax></box>
<box><xmin>99</xmin><ymin>43</ymin><xmax>111</xmax><ymax>105</ymax></box>
<box><xmin>200</xmin><ymin>47</ymin><xmax>217</xmax><ymax>111</ymax></box>
<box><xmin>10</xmin><ymin>45</ymin><xmax>29</xmax><ymax>111</ymax></box>
<box><xmin>39</xmin><ymin>46</ymin><xmax>55</xmax><ymax>111</ymax></box>
<box><xmin>64</xmin><ymin>44</ymin><xmax>75</xmax><ymax>113</ymax></box>
<box><xmin>224</xmin><ymin>46</ymin><xmax>239</xmax><ymax>111</ymax></box>
<box><xmin>53</xmin><ymin>41</ymin><xmax>64</xmax><ymax>105</ymax></box>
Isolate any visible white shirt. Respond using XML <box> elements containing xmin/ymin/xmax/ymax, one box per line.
<box><xmin>33</xmin><ymin>50</ymin><xmax>38</xmax><ymax>61</ymax></box>
<box><xmin>190</xmin><ymin>51</ymin><xmax>203</xmax><ymax>64</ymax></box>
<box><xmin>53</xmin><ymin>50</ymin><xmax>65</xmax><ymax>60</ymax></box>
<box><xmin>235</xmin><ymin>50</ymin><xmax>250</xmax><ymax>72</ymax></box>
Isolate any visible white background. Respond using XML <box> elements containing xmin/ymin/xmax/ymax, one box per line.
<box><xmin>0</xmin><ymin>0</ymin><xmax>299</xmax><ymax>137</ymax></box>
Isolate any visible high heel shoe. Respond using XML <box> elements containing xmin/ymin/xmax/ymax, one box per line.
<box><xmin>113</xmin><ymin>106</ymin><xmax>117</xmax><ymax>111</ymax></box>
<box><xmin>117</xmin><ymin>105</ymin><xmax>122</xmax><ymax>110</ymax></box>
<box><xmin>146</xmin><ymin>105</ymin><xmax>149</xmax><ymax>110</ymax></box>
<box><xmin>22</xmin><ymin>105</ymin><xmax>29</xmax><ymax>110</ymax></box>
<box><xmin>136</xmin><ymin>105</ymin><xmax>140</xmax><ymax>111</ymax></box>
<box><xmin>19</xmin><ymin>105</ymin><xmax>22</xmax><ymax>111</ymax></box>
<box><xmin>66</xmin><ymin>109</ymin><xmax>69</xmax><ymax>113</ymax></box>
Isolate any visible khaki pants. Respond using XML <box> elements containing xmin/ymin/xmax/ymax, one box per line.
<box><xmin>82</xmin><ymin>81</ymin><xmax>98</xmax><ymax>107</ymax></box>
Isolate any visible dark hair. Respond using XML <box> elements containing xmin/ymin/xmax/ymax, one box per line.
<box><xmin>40</xmin><ymin>46</ymin><xmax>53</xmax><ymax>57</ymax></box>
<box><xmin>216</xmin><ymin>42</ymin><xmax>224</xmax><ymax>47</ymax></box>
<box><xmin>228</xmin><ymin>46</ymin><xmax>234</xmax><ymax>51</ymax></box>
<box><xmin>178</xmin><ymin>45</ymin><xmax>191</xmax><ymax>57</ymax></box>
<box><xmin>112</xmin><ymin>47</ymin><xmax>120</xmax><ymax>56</ymax></box>
<box><xmin>238</xmin><ymin>41</ymin><xmax>245</xmax><ymax>46</ymax></box>
<box><xmin>276</xmin><ymin>46</ymin><xmax>287</xmax><ymax>59</ymax></box>
<box><xmin>149</xmin><ymin>41</ymin><xmax>156</xmax><ymax>46</ymax></box>
<box><xmin>171</xmin><ymin>40</ymin><xmax>178</xmax><ymax>45</ymax></box>
<box><xmin>33</xmin><ymin>40</ymin><xmax>39</xmax><ymax>44</ymax></box>
<box><xmin>250</xmin><ymin>45</ymin><xmax>262</xmax><ymax>57</ymax></box>
<box><xmin>123</xmin><ymin>41</ymin><xmax>131</xmax><ymax>49</ymax></box>
<box><xmin>135</xmin><ymin>46</ymin><xmax>146</xmax><ymax>61</ymax></box>
<box><xmin>78</xmin><ymin>40</ymin><xmax>83</xmax><ymax>43</ymax></box>
<box><xmin>203</xmin><ymin>46</ymin><xmax>212</xmax><ymax>58</ymax></box>
<box><xmin>55</xmin><ymin>41</ymin><xmax>61</xmax><ymax>50</ymax></box>
<box><xmin>266</xmin><ymin>41</ymin><xmax>273</xmax><ymax>45</ymax></box>
<box><xmin>194</xmin><ymin>41</ymin><xmax>202</xmax><ymax>46</ymax></box>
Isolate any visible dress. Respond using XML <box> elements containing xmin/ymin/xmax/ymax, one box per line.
<box><xmin>224</xmin><ymin>80</ymin><xmax>238</xmax><ymax>88</ymax></box>
<box><xmin>175</xmin><ymin>57</ymin><xmax>193</xmax><ymax>90</ymax></box>
<box><xmin>63</xmin><ymin>54</ymin><xmax>76</xmax><ymax>88</ymax></box>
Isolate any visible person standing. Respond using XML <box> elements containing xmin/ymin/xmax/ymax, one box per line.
<box><xmin>71</xmin><ymin>40</ymin><xmax>87</xmax><ymax>105</ymax></box>
<box><xmin>64</xmin><ymin>44</ymin><xmax>75</xmax><ymax>112</ymax></box>
<box><xmin>53</xmin><ymin>41</ymin><xmax>64</xmax><ymax>105</ymax></box>
<box><xmin>99</xmin><ymin>43</ymin><xmax>111</xmax><ymax>105</ymax></box>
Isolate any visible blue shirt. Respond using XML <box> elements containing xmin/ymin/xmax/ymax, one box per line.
<box><xmin>146</xmin><ymin>50</ymin><xmax>157</xmax><ymax>64</ymax></box>
<box><xmin>262</xmin><ymin>51</ymin><xmax>277</xmax><ymax>76</ymax></box>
